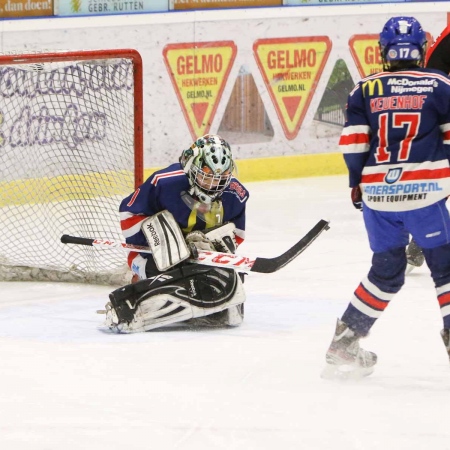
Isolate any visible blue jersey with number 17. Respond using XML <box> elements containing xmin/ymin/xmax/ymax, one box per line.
<box><xmin>340</xmin><ymin>67</ymin><xmax>450</xmax><ymax>212</ymax></box>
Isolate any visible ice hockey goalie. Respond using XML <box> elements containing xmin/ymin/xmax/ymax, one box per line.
<box><xmin>100</xmin><ymin>134</ymin><xmax>249</xmax><ymax>332</ymax></box>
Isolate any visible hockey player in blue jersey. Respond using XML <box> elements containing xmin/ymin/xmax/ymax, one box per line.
<box><xmin>102</xmin><ymin>134</ymin><xmax>249</xmax><ymax>332</ymax></box>
<box><xmin>323</xmin><ymin>17</ymin><xmax>450</xmax><ymax>378</ymax></box>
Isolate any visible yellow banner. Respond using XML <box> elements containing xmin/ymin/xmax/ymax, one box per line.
<box><xmin>163</xmin><ymin>41</ymin><xmax>237</xmax><ymax>139</ymax></box>
<box><xmin>253</xmin><ymin>37</ymin><xmax>332</xmax><ymax>140</ymax></box>
<box><xmin>349</xmin><ymin>35</ymin><xmax>383</xmax><ymax>78</ymax></box>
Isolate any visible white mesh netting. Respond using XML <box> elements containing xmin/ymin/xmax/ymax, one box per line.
<box><xmin>0</xmin><ymin>51</ymin><xmax>141</xmax><ymax>285</ymax></box>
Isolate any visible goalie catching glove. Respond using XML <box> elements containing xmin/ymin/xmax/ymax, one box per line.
<box><xmin>186</xmin><ymin>222</ymin><xmax>237</xmax><ymax>255</ymax></box>
<box><xmin>185</xmin><ymin>231</ymin><xmax>216</xmax><ymax>252</ymax></box>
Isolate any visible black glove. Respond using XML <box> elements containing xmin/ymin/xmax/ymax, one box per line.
<box><xmin>351</xmin><ymin>186</ymin><xmax>363</xmax><ymax>211</ymax></box>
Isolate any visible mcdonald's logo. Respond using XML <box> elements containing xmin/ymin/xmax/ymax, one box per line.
<box><xmin>362</xmin><ymin>78</ymin><xmax>383</xmax><ymax>97</ymax></box>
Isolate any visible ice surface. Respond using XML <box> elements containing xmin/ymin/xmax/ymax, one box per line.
<box><xmin>1</xmin><ymin>175</ymin><xmax>450</xmax><ymax>450</ymax></box>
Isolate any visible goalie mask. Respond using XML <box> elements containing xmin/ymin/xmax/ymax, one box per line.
<box><xmin>180</xmin><ymin>134</ymin><xmax>235</xmax><ymax>204</ymax></box>
<box><xmin>379</xmin><ymin>16</ymin><xmax>427</xmax><ymax>70</ymax></box>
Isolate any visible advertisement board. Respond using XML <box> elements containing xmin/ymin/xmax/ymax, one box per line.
<box><xmin>284</xmin><ymin>0</ymin><xmax>409</xmax><ymax>4</ymax></box>
<box><xmin>163</xmin><ymin>41</ymin><xmax>237</xmax><ymax>139</ymax></box>
<box><xmin>0</xmin><ymin>6</ymin><xmax>447</xmax><ymax>179</ymax></box>
<box><xmin>0</xmin><ymin>0</ymin><xmax>53</xmax><ymax>17</ymax></box>
<box><xmin>253</xmin><ymin>36</ymin><xmax>332</xmax><ymax>139</ymax></box>
<box><xmin>171</xmin><ymin>0</ymin><xmax>282</xmax><ymax>10</ymax></box>
<box><xmin>56</xmin><ymin>0</ymin><xmax>168</xmax><ymax>16</ymax></box>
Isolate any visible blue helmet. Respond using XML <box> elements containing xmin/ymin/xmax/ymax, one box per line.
<box><xmin>379</xmin><ymin>17</ymin><xmax>427</xmax><ymax>68</ymax></box>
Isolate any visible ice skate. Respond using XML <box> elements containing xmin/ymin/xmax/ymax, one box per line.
<box><xmin>321</xmin><ymin>319</ymin><xmax>377</xmax><ymax>380</ymax></box>
<box><xmin>101</xmin><ymin>302</ymin><xmax>122</xmax><ymax>332</ymax></box>
<box><xmin>406</xmin><ymin>239</ymin><xmax>425</xmax><ymax>274</ymax></box>
<box><xmin>440</xmin><ymin>329</ymin><xmax>450</xmax><ymax>363</ymax></box>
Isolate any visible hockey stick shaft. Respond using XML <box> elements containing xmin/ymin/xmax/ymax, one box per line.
<box><xmin>60</xmin><ymin>234</ymin><xmax>258</xmax><ymax>272</ymax></box>
<box><xmin>60</xmin><ymin>219</ymin><xmax>329</xmax><ymax>274</ymax></box>
<box><xmin>60</xmin><ymin>234</ymin><xmax>154</xmax><ymax>253</ymax></box>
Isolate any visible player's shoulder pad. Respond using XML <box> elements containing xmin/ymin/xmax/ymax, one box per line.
<box><xmin>148</xmin><ymin>163</ymin><xmax>186</xmax><ymax>187</ymax></box>
<box><xmin>224</xmin><ymin>177</ymin><xmax>249</xmax><ymax>203</ymax></box>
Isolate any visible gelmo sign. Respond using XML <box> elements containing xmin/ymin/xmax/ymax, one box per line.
<box><xmin>55</xmin><ymin>0</ymin><xmax>168</xmax><ymax>15</ymax></box>
<box><xmin>0</xmin><ymin>0</ymin><xmax>53</xmax><ymax>17</ymax></box>
<box><xmin>349</xmin><ymin>34</ymin><xmax>384</xmax><ymax>78</ymax></box>
<box><xmin>253</xmin><ymin>36</ymin><xmax>332</xmax><ymax>140</ymax></box>
<box><xmin>163</xmin><ymin>41</ymin><xmax>237</xmax><ymax>139</ymax></box>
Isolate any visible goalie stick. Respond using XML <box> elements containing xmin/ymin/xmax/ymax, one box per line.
<box><xmin>60</xmin><ymin>219</ymin><xmax>330</xmax><ymax>274</ymax></box>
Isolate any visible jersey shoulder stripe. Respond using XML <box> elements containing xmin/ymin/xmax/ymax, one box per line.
<box><xmin>151</xmin><ymin>170</ymin><xmax>185</xmax><ymax>186</ymax></box>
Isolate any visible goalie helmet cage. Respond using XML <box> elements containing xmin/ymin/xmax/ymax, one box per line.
<box><xmin>0</xmin><ymin>49</ymin><xmax>144</xmax><ymax>285</ymax></box>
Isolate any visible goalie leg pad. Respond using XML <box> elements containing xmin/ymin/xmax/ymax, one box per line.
<box><xmin>105</xmin><ymin>265</ymin><xmax>245</xmax><ymax>332</ymax></box>
<box><xmin>106</xmin><ymin>294</ymin><xmax>194</xmax><ymax>333</ymax></box>
<box><xmin>187</xmin><ymin>302</ymin><xmax>244</xmax><ymax>328</ymax></box>
<box><xmin>225</xmin><ymin>303</ymin><xmax>244</xmax><ymax>326</ymax></box>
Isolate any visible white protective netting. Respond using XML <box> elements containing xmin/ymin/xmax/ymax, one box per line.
<box><xmin>0</xmin><ymin>50</ymin><xmax>143</xmax><ymax>285</ymax></box>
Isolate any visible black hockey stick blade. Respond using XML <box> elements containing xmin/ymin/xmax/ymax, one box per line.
<box><xmin>250</xmin><ymin>219</ymin><xmax>330</xmax><ymax>273</ymax></box>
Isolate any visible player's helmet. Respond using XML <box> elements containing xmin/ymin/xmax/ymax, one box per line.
<box><xmin>379</xmin><ymin>16</ymin><xmax>427</xmax><ymax>70</ymax></box>
<box><xmin>180</xmin><ymin>134</ymin><xmax>235</xmax><ymax>204</ymax></box>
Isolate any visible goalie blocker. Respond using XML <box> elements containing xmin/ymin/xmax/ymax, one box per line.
<box><xmin>141</xmin><ymin>210</ymin><xmax>238</xmax><ymax>274</ymax></box>
<box><xmin>103</xmin><ymin>264</ymin><xmax>245</xmax><ymax>333</ymax></box>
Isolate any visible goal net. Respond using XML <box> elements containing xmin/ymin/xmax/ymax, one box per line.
<box><xmin>0</xmin><ymin>49</ymin><xmax>143</xmax><ymax>285</ymax></box>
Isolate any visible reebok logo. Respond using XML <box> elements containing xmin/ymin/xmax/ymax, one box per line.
<box><xmin>147</xmin><ymin>223</ymin><xmax>160</xmax><ymax>247</ymax></box>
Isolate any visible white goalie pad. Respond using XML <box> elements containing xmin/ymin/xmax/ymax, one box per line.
<box><xmin>141</xmin><ymin>210</ymin><xmax>190</xmax><ymax>271</ymax></box>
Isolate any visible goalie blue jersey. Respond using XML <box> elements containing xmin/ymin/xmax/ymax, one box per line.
<box><xmin>340</xmin><ymin>68</ymin><xmax>450</xmax><ymax>211</ymax></box>
<box><xmin>119</xmin><ymin>163</ymin><xmax>249</xmax><ymax>271</ymax></box>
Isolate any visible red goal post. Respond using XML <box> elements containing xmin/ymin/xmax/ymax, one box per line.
<box><xmin>0</xmin><ymin>49</ymin><xmax>144</xmax><ymax>285</ymax></box>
